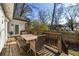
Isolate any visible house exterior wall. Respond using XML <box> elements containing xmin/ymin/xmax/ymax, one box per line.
<box><xmin>8</xmin><ymin>19</ymin><xmax>27</xmax><ymax>36</ymax></box>
<box><xmin>2</xmin><ymin>3</ymin><xmax>28</xmax><ymax>37</ymax></box>
<box><xmin>0</xmin><ymin>5</ymin><xmax>8</xmax><ymax>53</ymax></box>
<box><xmin>2</xmin><ymin>3</ymin><xmax>14</xmax><ymax>20</ymax></box>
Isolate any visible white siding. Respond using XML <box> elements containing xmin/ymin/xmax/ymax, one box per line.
<box><xmin>8</xmin><ymin>19</ymin><xmax>27</xmax><ymax>36</ymax></box>
<box><xmin>0</xmin><ymin>5</ymin><xmax>8</xmax><ymax>52</ymax></box>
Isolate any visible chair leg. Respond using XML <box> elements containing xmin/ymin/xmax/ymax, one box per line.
<box><xmin>27</xmin><ymin>48</ymin><xmax>31</xmax><ymax>54</ymax></box>
<box><xmin>34</xmin><ymin>52</ymin><xmax>36</xmax><ymax>56</ymax></box>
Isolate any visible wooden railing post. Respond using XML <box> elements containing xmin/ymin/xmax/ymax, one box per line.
<box><xmin>57</xmin><ymin>34</ymin><xmax>62</xmax><ymax>54</ymax></box>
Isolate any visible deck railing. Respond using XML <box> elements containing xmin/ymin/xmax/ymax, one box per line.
<box><xmin>22</xmin><ymin>30</ymin><xmax>79</xmax><ymax>55</ymax></box>
<box><xmin>61</xmin><ymin>32</ymin><xmax>79</xmax><ymax>44</ymax></box>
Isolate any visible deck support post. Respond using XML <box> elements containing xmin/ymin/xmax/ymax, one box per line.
<box><xmin>57</xmin><ymin>35</ymin><xmax>62</xmax><ymax>54</ymax></box>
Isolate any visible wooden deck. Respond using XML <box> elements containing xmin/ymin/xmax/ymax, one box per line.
<box><xmin>0</xmin><ymin>37</ymin><xmax>21</xmax><ymax>56</ymax></box>
<box><xmin>0</xmin><ymin>36</ymin><xmax>72</xmax><ymax>56</ymax></box>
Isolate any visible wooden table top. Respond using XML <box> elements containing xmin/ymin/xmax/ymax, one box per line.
<box><xmin>21</xmin><ymin>34</ymin><xmax>46</xmax><ymax>41</ymax></box>
<box><xmin>21</xmin><ymin>34</ymin><xmax>38</xmax><ymax>41</ymax></box>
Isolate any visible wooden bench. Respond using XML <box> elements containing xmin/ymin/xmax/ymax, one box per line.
<box><xmin>15</xmin><ymin>37</ymin><xmax>30</xmax><ymax>55</ymax></box>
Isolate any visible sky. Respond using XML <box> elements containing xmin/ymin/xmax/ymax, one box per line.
<box><xmin>16</xmin><ymin>3</ymin><xmax>79</xmax><ymax>25</ymax></box>
<box><xmin>24</xmin><ymin>3</ymin><xmax>67</xmax><ymax>24</ymax></box>
<box><xmin>25</xmin><ymin>3</ymin><xmax>54</xmax><ymax>19</ymax></box>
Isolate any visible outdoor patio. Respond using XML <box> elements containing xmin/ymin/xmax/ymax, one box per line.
<box><xmin>0</xmin><ymin>37</ymin><xmax>20</xmax><ymax>56</ymax></box>
<box><xmin>0</xmin><ymin>33</ymin><xmax>72</xmax><ymax>56</ymax></box>
<box><xmin>0</xmin><ymin>3</ymin><xmax>79</xmax><ymax>56</ymax></box>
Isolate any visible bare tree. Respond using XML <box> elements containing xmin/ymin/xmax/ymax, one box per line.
<box><xmin>20</xmin><ymin>3</ymin><xmax>32</xmax><ymax>17</ymax></box>
<box><xmin>20</xmin><ymin>3</ymin><xmax>25</xmax><ymax>16</ymax></box>
<box><xmin>64</xmin><ymin>4</ymin><xmax>79</xmax><ymax>31</ymax></box>
<box><xmin>39</xmin><ymin>10</ymin><xmax>49</xmax><ymax>24</ymax></box>
<box><xmin>55</xmin><ymin>4</ymin><xmax>64</xmax><ymax>24</ymax></box>
<box><xmin>50</xmin><ymin>3</ymin><xmax>56</xmax><ymax>29</ymax></box>
<box><xmin>50</xmin><ymin>3</ymin><xmax>64</xmax><ymax>30</ymax></box>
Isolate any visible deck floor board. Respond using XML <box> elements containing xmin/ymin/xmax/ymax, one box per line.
<box><xmin>0</xmin><ymin>37</ymin><xmax>21</xmax><ymax>56</ymax></box>
<box><xmin>0</xmin><ymin>37</ymin><xmax>68</xmax><ymax>56</ymax></box>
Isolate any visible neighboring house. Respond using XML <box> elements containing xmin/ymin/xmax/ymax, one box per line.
<box><xmin>0</xmin><ymin>4</ymin><xmax>10</xmax><ymax>53</ymax></box>
<box><xmin>64</xmin><ymin>23</ymin><xmax>79</xmax><ymax>31</ymax></box>
<box><xmin>49</xmin><ymin>24</ymin><xmax>65</xmax><ymax>31</ymax></box>
<box><xmin>74</xmin><ymin>23</ymin><xmax>79</xmax><ymax>31</ymax></box>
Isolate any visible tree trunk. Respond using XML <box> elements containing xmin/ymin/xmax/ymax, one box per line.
<box><xmin>71</xmin><ymin>26</ymin><xmax>74</xmax><ymax>31</ymax></box>
<box><xmin>20</xmin><ymin>3</ymin><xmax>25</xmax><ymax>16</ymax></box>
<box><xmin>50</xmin><ymin>3</ymin><xmax>56</xmax><ymax>30</ymax></box>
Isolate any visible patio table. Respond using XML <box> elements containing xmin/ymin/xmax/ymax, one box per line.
<box><xmin>20</xmin><ymin>34</ymin><xmax>46</xmax><ymax>55</ymax></box>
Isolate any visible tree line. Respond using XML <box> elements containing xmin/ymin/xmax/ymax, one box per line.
<box><xmin>14</xmin><ymin>3</ymin><xmax>79</xmax><ymax>31</ymax></box>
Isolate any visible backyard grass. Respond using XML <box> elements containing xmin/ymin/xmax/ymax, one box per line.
<box><xmin>69</xmin><ymin>49</ymin><xmax>79</xmax><ymax>56</ymax></box>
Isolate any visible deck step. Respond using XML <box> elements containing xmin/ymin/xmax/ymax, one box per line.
<box><xmin>37</xmin><ymin>47</ymin><xmax>54</xmax><ymax>56</ymax></box>
<box><xmin>44</xmin><ymin>44</ymin><xmax>58</xmax><ymax>53</ymax></box>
